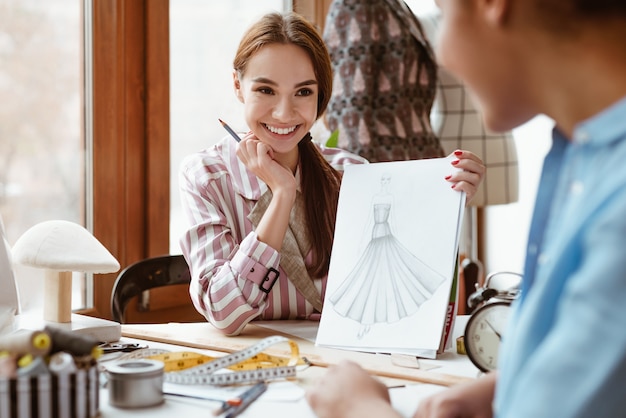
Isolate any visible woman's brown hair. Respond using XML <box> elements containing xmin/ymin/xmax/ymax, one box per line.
<box><xmin>233</xmin><ymin>12</ymin><xmax>342</xmax><ymax>278</ymax></box>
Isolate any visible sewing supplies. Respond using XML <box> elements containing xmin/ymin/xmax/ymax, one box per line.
<box><xmin>0</xmin><ymin>327</ymin><xmax>101</xmax><ymax>418</ymax></box>
<box><xmin>48</xmin><ymin>352</ymin><xmax>78</xmax><ymax>375</ymax></box>
<box><xmin>219</xmin><ymin>118</ymin><xmax>242</xmax><ymax>143</ymax></box>
<box><xmin>16</xmin><ymin>355</ymin><xmax>49</xmax><ymax>377</ymax></box>
<box><xmin>0</xmin><ymin>329</ymin><xmax>51</xmax><ymax>357</ymax></box>
<box><xmin>44</xmin><ymin>325</ymin><xmax>102</xmax><ymax>358</ymax></box>
<box><xmin>111</xmin><ymin>335</ymin><xmax>307</xmax><ymax>386</ymax></box>
<box><xmin>0</xmin><ymin>352</ymin><xmax>17</xmax><ymax>379</ymax></box>
<box><xmin>223</xmin><ymin>381</ymin><xmax>268</xmax><ymax>418</ymax></box>
<box><xmin>106</xmin><ymin>359</ymin><xmax>165</xmax><ymax>408</ymax></box>
<box><xmin>99</xmin><ymin>342</ymin><xmax>148</xmax><ymax>354</ymax></box>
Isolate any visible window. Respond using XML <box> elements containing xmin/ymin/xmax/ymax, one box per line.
<box><xmin>1</xmin><ymin>0</ymin><xmax>336</xmax><ymax>321</ymax></box>
<box><xmin>0</xmin><ymin>0</ymin><xmax>85</xmax><ymax>311</ymax></box>
<box><xmin>169</xmin><ymin>0</ymin><xmax>288</xmax><ymax>253</ymax></box>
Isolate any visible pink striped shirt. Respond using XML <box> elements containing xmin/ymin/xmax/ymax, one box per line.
<box><xmin>179</xmin><ymin>136</ymin><xmax>368</xmax><ymax>335</ymax></box>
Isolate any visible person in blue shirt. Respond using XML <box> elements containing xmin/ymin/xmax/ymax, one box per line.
<box><xmin>306</xmin><ymin>0</ymin><xmax>626</xmax><ymax>417</ymax></box>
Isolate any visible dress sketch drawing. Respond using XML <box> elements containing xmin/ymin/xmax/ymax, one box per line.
<box><xmin>329</xmin><ymin>173</ymin><xmax>446</xmax><ymax>336</ymax></box>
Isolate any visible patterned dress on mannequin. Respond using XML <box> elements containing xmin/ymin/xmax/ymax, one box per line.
<box><xmin>323</xmin><ymin>0</ymin><xmax>444</xmax><ymax>162</ymax></box>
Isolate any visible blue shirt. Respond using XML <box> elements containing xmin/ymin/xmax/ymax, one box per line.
<box><xmin>494</xmin><ymin>96</ymin><xmax>626</xmax><ymax>417</ymax></box>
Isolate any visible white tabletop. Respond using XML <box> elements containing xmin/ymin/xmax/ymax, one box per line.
<box><xmin>98</xmin><ymin>317</ymin><xmax>480</xmax><ymax>417</ymax></box>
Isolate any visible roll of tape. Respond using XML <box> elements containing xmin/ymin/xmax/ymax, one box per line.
<box><xmin>107</xmin><ymin>359</ymin><xmax>164</xmax><ymax>408</ymax></box>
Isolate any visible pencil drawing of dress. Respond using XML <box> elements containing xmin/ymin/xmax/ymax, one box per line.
<box><xmin>329</xmin><ymin>201</ymin><xmax>445</xmax><ymax>325</ymax></box>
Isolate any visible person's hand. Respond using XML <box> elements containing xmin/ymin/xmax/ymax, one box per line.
<box><xmin>414</xmin><ymin>373</ymin><xmax>497</xmax><ymax>418</ymax></box>
<box><xmin>236</xmin><ymin>131</ymin><xmax>297</xmax><ymax>196</ymax></box>
<box><xmin>306</xmin><ymin>360</ymin><xmax>402</xmax><ymax>418</ymax></box>
<box><xmin>445</xmin><ymin>150</ymin><xmax>485</xmax><ymax>205</ymax></box>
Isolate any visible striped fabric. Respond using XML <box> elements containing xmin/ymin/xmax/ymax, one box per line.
<box><xmin>0</xmin><ymin>366</ymin><xmax>99</xmax><ymax>418</ymax></box>
<box><xmin>178</xmin><ymin>136</ymin><xmax>368</xmax><ymax>335</ymax></box>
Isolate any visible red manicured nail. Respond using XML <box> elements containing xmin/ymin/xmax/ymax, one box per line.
<box><xmin>445</xmin><ymin>175</ymin><xmax>452</xmax><ymax>180</ymax></box>
<box><xmin>452</xmin><ymin>160</ymin><xmax>459</xmax><ymax>165</ymax></box>
<box><xmin>454</xmin><ymin>150</ymin><xmax>463</xmax><ymax>156</ymax></box>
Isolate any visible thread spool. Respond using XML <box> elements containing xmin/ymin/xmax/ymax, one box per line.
<box><xmin>0</xmin><ymin>329</ymin><xmax>51</xmax><ymax>357</ymax></box>
<box><xmin>17</xmin><ymin>356</ymin><xmax>49</xmax><ymax>377</ymax></box>
<box><xmin>107</xmin><ymin>359</ymin><xmax>164</xmax><ymax>408</ymax></box>
<box><xmin>49</xmin><ymin>352</ymin><xmax>78</xmax><ymax>375</ymax></box>
<box><xmin>44</xmin><ymin>326</ymin><xmax>102</xmax><ymax>358</ymax></box>
<box><xmin>0</xmin><ymin>352</ymin><xmax>17</xmax><ymax>378</ymax></box>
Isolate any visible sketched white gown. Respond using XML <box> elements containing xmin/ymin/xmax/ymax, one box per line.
<box><xmin>329</xmin><ymin>202</ymin><xmax>445</xmax><ymax>325</ymax></box>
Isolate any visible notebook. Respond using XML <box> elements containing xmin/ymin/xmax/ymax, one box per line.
<box><xmin>316</xmin><ymin>157</ymin><xmax>464</xmax><ymax>359</ymax></box>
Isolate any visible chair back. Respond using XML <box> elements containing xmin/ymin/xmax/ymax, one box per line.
<box><xmin>110</xmin><ymin>254</ymin><xmax>191</xmax><ymax>324</ymax></box>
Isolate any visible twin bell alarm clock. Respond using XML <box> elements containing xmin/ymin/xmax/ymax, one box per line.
<box><xmin>463</xmin><ymin>271</ymin><xmax>522</xmax><ymax>373</ymax></box>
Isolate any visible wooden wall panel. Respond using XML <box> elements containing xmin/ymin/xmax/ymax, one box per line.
<box><xmin>294</xmin><ymin>0</ymin><xmax>333</xmax><ymax>30</ymax></box>
<box><xmin>91</xmin><ymin>0</ymin><xmax>169</xmax><ymax>319</ymax></box>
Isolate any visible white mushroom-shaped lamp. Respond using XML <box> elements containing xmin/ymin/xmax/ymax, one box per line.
<box><xmin>11</xmin><ymin>220</ymin><xmax>120</xmax><ymax>323</ymax></box>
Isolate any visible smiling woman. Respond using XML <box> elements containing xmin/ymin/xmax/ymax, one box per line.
<box><xmin>177</xmin><ymin>12</ymin><xmax>368</xmax><ymax>336</ymax></box>
<box><xmin>233</xmin><ymin>43</ymin><xmax>320</xmax><ymax>168</ymax></box>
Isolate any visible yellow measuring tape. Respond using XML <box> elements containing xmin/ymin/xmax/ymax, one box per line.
<box><xmin>147</xmin><ymin>350</ymin><xmax>307</xmax><ymax>372</ymax></box>
<box><xmin>114</xmin><ymin>336</ymin><xmax>309</xmax><ymax>386</ymax></box>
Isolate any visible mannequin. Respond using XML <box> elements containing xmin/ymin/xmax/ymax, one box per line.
<box><xmin>323</xmin><ymin>0</ymin><xmax>444</xmax><ymax>162</ymax></box>
<box><xmin>418</xmin><ymin>11</ymin><xmax>519</xmax><ymax>208</ymax></box>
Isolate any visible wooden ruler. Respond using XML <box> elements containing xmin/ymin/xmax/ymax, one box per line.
<box><xmin>121</xmin><ymin>322</ymin><xmax>473</xmax><ymax>387</ymax></box>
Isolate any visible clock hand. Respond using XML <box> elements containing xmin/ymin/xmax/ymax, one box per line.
<box><xmin>484</xmin><ymin>319</ymin><xmax>502</xmax><ymax>340</ymax></box>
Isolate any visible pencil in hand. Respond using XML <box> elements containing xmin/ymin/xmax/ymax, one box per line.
<box><xmin>219</xmin><ymin>118</ymin><xmax>241</xmax><ymax>143</ymax></box>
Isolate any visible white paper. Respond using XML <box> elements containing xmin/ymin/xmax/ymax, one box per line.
<box><xmin>316</xmin><ymin>158</ymin><xmax>465</xmax><ymax>358</ymax></box>
<box><xmin>163</xmin><ymin>380</ymin><xmax>304</xmax><ymax>403</ymax></box>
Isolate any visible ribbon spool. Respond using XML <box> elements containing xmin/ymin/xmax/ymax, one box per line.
<box><xmin>0</xmin><ymin>330</ymin><xmax>51</xmax><ymax>357</ymax></box>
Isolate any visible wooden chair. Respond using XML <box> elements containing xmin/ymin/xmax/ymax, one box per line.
<box><xmin>110</xmin><ymin>254</ymin><xmax>203</xmax><ymax>324</ymax></box>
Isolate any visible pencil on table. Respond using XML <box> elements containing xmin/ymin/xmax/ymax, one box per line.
<box><xmin>212</xmin><ymin>397</ymin><xmax>242</xmax><ymax>416</ymax></box>
<box><xmin>223</xmin><ymin>382</ymin><xmax>267</xmax><ymax>418</ymax></box>
<box><xmin>211</xmin><ymin>382</ymin><xmax>260</xmax><ymax>416</ymax></box>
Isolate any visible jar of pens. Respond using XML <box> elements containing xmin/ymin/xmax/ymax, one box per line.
<box><xmin>0</xmin><ymin>326</ymin><xmax>101</xmax><ymax>418</ymax></box>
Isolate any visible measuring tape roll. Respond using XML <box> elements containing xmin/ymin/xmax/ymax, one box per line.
<box><xmin>111</xmin><ymin>336</ymin><xmax>308</xmax><ymax>386</ymax></box>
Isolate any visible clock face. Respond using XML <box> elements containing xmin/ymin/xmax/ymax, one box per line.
<box><xmin>464</xmin><ymin>301</ymin><xmax>511</xmax><ymax>373</ymax></box>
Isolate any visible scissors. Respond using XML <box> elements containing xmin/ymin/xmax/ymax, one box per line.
<box><xmin>98</xmin><ymin>342</ymin><xmax>148</xmax><ymax>354</ymax></box>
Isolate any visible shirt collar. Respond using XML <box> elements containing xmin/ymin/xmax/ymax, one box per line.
<box><xmin>571</xmin><ymin>95</ymin><xmax>626</xmax><ymax>147</ymax></box>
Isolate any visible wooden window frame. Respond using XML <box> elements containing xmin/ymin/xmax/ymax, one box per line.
<box><xmin>88</xmin><ymin>0</ymin><xmax>169</xmax><ymax>319</ymax></box>
<box><xmin>88</xmin><ymin>0</ymin><xmax>328</xmax><ymax>320</ymax></box>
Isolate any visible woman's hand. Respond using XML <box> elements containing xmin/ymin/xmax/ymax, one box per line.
<box><xmin>235</xmin><ymin>132</ymin><xmax>296</xmax><ymax>250</ymax></box>
<box><xmin>306</xmin><ymin>361</ymin><xmax>402</xmax><ymax>418</ymax></box>
<box><xmin>236</xmin><ymin>131</ymin><xmax>297</xmax><ymax>196</ymax></box>
<box><xmin>446</xmin><ymin>150</ymin><xmax>485</xmax><ymax>205</ymax></box>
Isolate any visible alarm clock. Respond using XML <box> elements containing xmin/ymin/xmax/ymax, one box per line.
<box><xmin>464</xmin><ymin>271</ymin><xmax>522</xmax><ymax>373</ymax></box>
